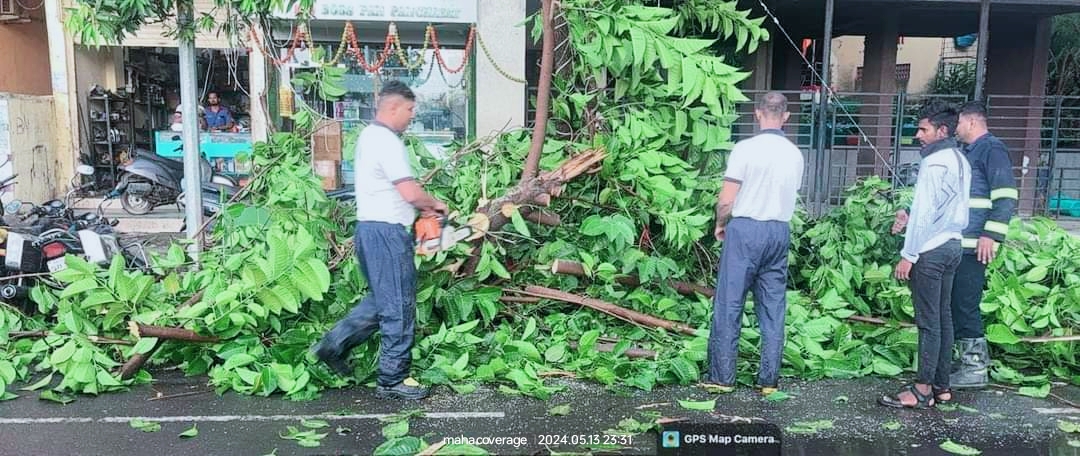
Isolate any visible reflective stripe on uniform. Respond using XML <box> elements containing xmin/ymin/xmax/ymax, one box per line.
<box><xmin>991</xmin><ymin>188</ymin><xmax>1019</xmax><ymax>200</ymax></box>
<box><xmin>985</xmin><ymin>220</ymin><xmax>1009</xmax><ymax>235</ymax></box>
<box><xmin>969</xmin><ymin>198</ymin><xmax>992</xmax><ymax>209</ymax></box>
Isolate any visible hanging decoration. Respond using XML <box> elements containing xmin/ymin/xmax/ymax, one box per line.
<box><xmin>248</xmin><ymin>20</ymin><xmax>523</xmax><ymax>82</ymax></box>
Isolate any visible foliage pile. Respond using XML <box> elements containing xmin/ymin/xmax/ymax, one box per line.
<box><xmin>3</xmin><ymin>0</ymin><xmax>1079</xmax><ymax>407</ymax></box>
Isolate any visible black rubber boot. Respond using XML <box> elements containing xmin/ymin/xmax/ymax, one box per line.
<box><xmin>375</xmin><ymin>378</ymin><xmax>429</xmax><ymax>400</ymax></box>
<box><xmin>950</xmin><ymin>337</ymin><xmax>989</xmax><ymax>389</ymax></box>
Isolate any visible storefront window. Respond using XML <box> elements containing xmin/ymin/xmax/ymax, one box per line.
<box><xmin>295</xmin><ymin>41</ymin><xmax>470</xmax><ymax>160</ymax></box>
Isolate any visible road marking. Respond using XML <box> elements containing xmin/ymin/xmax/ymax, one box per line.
<box><xmin>1033</xmin><ymin>408</ymin><xmax>1080</xmax><ymax>415</ymax></box>
<box><xmin>0</xmin><ymin>411</ymin><xmax>504</xmax><ymax>425</ymax></box>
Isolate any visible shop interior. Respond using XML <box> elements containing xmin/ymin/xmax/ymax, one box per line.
<box><xmin>83</xmin><ymin>47</ymin><xmax>254</xmax><ymax>191</ymax></box>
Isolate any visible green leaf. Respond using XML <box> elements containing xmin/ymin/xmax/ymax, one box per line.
<box><xmin>381</xmin><ymin>420</ymin><xmax>409</xmax><ymax>438</ymax></box>
<box><xmin>50</xmin><ymin>342</ymin><xmax>78</xmax><ymax>365</ymax></box>
<box><xmin>510</xmin><ymin>210</ymin><xmax>531</xmax><ymax>237</ymax></box>
<box><xmin>1058</xmin><ymin>420</ymin><xmax>1080</xmax><ymax>433</ymax></box>
<box><xmin>882</xmin><ymin>421</ymin><xmax>902</xmax><ymax>431</ymax></box>
<box><xmin>39</xmin><ymin>389</ymin><xmax>75</xmax><ymax>404</ymax></box>
<box><xmin>985</xmin><ymin>324</ymin><xmax>1020</xmax><ymax>345</ymax></box>
<box><xmin>677</xmin><ymin>399</ymin><xmax>715</xmax><ymax>411</ymax></box>
<box><xmin>1017</xmin><ymin>383</ymin><xmax>1050</xmax><ymax>398</ymax></box>
<box><xmin>507</xmin><ymin>341</ymin><xmax>542</xmax><ymax>362</ymax></box>
<box><xmin>302</xmin><ymin>419</ymin><xmax>330</xmax><ymax>429</ymax></box>
<box><xmin>60</xmin><ymin>278</ymin><xmax>99</xmax><ymax>298</ymax></box>
<box><xmin>223</xmin><ymin>354</ymin><xmax>257</xmax><ymax>370</ymax></box>
<box><xmin>131</xmin><ymin>337</ymin><xmax>158</xmax><ymax>355</ymax></box>
<box><xmin>548</xmin><ymin>404</ymin><xmax>571</xmax><ymax>416</ymax></box>
<box><xmin>940</xmin><ymin>439</ymin><xmax>982</xmax><ymax>455</ymax></box>
<box><xmin>179</xmin><ymin>424</ymin><xmax>199</xmax><ymax>438</ymax></box>
<box><xmin>872</xmin><ymin>358</ymin><xmax>903</xmax><ymax>376</ymax></box>
<box><xmin>544</xmin><ymin>344</ymin><xmax>566</xmax><ymax>363</ymax></box>
<box><xmin>130</xmin><ymin>418</ymin><xmax>162</xmax><ymax>432</ymax></box>
<box><xmin>578</xmin><ymin>330</ymin><xmax>600</xmax><ymax>352</ymax></box>
<box><xmin>1024</xmin><ymin>265</ymin><xmax>1048</xmax><ymax>282</ymax></box>
<box><xmin>373</xmin><ymin>436</ymin><xmax>424</xmax><ymax>455</ymax></box>
<box><xmin>434</xmin><ymin>444</ymin><xmax>489</xmax><ymax>455</ymax></box>
<box><xmin>765</xmin><ymin>391</ymin><xmax>793</xmax><ymax>402</ymax></box>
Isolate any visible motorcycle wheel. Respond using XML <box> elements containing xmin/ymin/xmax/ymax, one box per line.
<box><xmin>120</xmin><ymin>191</ymin><xmax>154</xmax><ymax>215</ymax></box>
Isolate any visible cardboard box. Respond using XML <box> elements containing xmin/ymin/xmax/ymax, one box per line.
<box><xmin>312</xmin><ymin>120</ymin><xmax>342</xmax><ymax>161</ymax></box>
<box><xmin>313</xmin><ymin>159</ymin><xmax>340</xmax><ymax>190</ymax></box>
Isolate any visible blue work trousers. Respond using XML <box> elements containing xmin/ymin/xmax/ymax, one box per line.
<box><xmin>707</xmin><ymin>217</ymin><xmax>791</xmax><ymax>388</ymax></box>
<box><xmin>319</xmin><ymin>221</ymin><xmax>417</xmax><ymax>387</ymax></box>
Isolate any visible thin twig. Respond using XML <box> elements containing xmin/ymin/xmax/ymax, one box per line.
<box><xmin>147</xmin><ymin>389</ymin><xmax>213</xmax><ymax>402</ymax></box>
<box><xmin>989</xmin><ymin>383</ymin><xmax>1080</xmax><ymax>409</ymax></box>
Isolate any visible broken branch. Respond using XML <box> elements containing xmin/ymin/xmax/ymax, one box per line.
<box><xmin>569</xmin><ymin>341</ymin><xmax>657</xmax><ymax>360</ymax></box>
<box><xmin>128</xmin><ymin>322</ymin><xmax>220</xmax><ymax>343</ymax></box>
<box><xmin>550</xmin><ymin>259</ymin><xmax>714</xmax><ymax>298</ymax></box>
<box><xmin>521</xmin><ymin>285</ymin><xmax>699</xmax><ymax>336</ymax></box>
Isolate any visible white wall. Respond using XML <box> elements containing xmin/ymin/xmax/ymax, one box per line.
<box><xmin>475</xmin><ymin>0</ymin><xmax>527</xmax><ymax>139</ymax></box>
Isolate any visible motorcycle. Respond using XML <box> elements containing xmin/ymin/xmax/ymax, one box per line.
<box><xmin>1</xmin><ymin>165</ymin><xmax>147</xmax><ymax>314</ymax></box>
<box><xmin>108</xmin><ymin>137</ymin><xmax>238</xmax><ymax>215</ymax></box>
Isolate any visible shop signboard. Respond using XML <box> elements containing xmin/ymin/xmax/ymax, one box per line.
<box><xmin>279</xmin><ymin>0</ymin><xmax>477</xmax><ymax>24</ymax></box>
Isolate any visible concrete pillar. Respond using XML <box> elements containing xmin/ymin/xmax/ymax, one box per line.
<box><xmin>248</xmin><ymin>26</ymin><xmax>269</xmax><ymax>143</ymax></box>
<box><xmin>858</xmin><ymin>17</ymin><xmax>899</xmax><ymax>177</ymax></box>
<box><xmin>44</xmin><ymin>0</ymin><xmax>77</xmax><ymax>198</ymax></box>
<box><xmin>985</xmin><ymin>16</ymin><xmax>1051</xmax><ymax>216</ymax></box>
<box><xmin>475</xmin><ymin>0</ymin><xmax>526</xmax><ymax>140</ymax></box>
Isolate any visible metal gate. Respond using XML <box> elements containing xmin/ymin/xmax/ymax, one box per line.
<box><xmin>733</xmin><ymin>90</ymin><xmax>1080</xmax><ymax>218</ymax></box>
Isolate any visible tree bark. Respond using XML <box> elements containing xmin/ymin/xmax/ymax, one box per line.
<box><xmin>128</xmin><ymin>322</ymin><xmax>220</xmax><ymax>343</ymax></box>
<box><xmin>524</xmin><ymin>210</ymin><xmax>561</xmax><ymax>226</ymax></box>
<box><xmin>521</xmin><ymin>0</ymin><xmax>556</xmax><ymax>180</ymax></box>
<box><xmin>550</xmin><ymin>259</ymin><xmax>715</xmax><ymax>298</ymax></box>
<box><xmin>522</xmin><ymin>285</ymin><xmax>699</xmax><ymax>336</ymax></box>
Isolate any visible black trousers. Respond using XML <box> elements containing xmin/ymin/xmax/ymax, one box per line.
<box><xmin>951</xmin><ymin>254</ymin><xmax>988</xmax><ymax>340</ymax></box>
<box><xmin>910</xmin><ymin>239</ymin><xmax>962</xmax><ymax>387</ymax></box>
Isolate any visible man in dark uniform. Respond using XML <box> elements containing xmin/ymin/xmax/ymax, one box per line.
<box><xmin>950</xmin><ymin>101</ymin><xmax>1017</xmax><ymax>389</ymax></box>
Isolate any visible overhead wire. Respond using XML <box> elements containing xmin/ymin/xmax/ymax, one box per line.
<box><xmin>754</xmin><ymin>0</ymin><xmax>898</xmax><ymax>175</ymax></box>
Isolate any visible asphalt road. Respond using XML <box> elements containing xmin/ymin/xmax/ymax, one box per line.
<box><xmin>3</xmin><ymin>370</ymin><xmax>1080</xmax><ymax>456</ymax></box>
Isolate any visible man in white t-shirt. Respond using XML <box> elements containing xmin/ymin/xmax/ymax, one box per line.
<box><xmin>313</xmin><ymin>80</ymin><xmax>447</xmax><ymax>400</ymax></box>
<box><xmin>704</xmin><ymin>91</ymin><xmax>804</xmax><ymax>396</ymax></box>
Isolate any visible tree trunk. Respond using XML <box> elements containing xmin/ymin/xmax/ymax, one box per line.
<box><xmin>521</xmin><ymin>0</ymin><xmax>556</xmax><ymax>180</ymax></box>
<box><xmin>525</xmin><ymin>210</ymin><xmax>561</xmax><ymax>226</ymax></box>
<box><xmin>522</xmin><ymin>285</ymin><xmax>699</xmax><ymax>336</ymax></box>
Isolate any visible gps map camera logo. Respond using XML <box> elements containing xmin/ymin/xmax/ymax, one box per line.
<box><xmin>662</xmin><ymin>430</ymin><xmax>680</xmax><ymax>448</ymax></box>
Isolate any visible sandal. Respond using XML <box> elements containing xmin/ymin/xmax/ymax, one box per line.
<box><xmin>933</xmin><ymin>386</ymin><xmax>953</xmax><ymax>404</ymax></box>
<box><xmin>878</xmin><ymin>383</ymin><xmax>935</xmax><ymax>409</ymax></box>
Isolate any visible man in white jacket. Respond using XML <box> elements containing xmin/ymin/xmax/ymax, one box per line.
<box><xmin>880</xmin><ymin>100</ymin><xmax>971</xmax><ymax>409</ymax></box>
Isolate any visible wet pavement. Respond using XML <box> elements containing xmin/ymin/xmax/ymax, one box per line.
<box><xmin>3</xmin><ymin>370</ymin><xmax>1080</xmax><ymax>456</ymax></box>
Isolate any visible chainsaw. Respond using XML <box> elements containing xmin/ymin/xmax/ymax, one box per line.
<box><xmin>414</xmin><ymin>212</ymin><xmax>489</xmax><ymax>255</ymax></box>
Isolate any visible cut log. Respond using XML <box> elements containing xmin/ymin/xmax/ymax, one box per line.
<box><xmin>128</xmin><ymin>322</ymin><xmax>220</xmax><ymax>343</ymax></box>
<box><xmin>550</xmin><ymin>259</ymin><xmax>714</xmax><ymax>298</ymax></box>
<box><xmin>119</xmin><ymin>345</ymin><xmax>160</xmax><ymax>380</ymax></box>
<box><xmin>522</xmin><ymin>285</ymin><xmax>699</xmax><ymax>336</ymax></box>
<box><xmin>524</xmin><ymin>210</ymin><xmax>561</xmax><ymax>226</ymax></box>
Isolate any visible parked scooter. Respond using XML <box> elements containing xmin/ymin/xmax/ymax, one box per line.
<box><xmin>108</xmin><ymin>137</ymin><xmax>238</xmax><ymax>215</ymax></box>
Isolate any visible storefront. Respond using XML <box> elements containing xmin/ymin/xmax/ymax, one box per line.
<box><xmin>267</xmin><ymin>0</ymin><xmax>479</xmax><ymax>187</ymax></box>
<box><xmin>72</xmin><ymin>0</ymin><xmax>257</xmax><ymax>191</ymax></box>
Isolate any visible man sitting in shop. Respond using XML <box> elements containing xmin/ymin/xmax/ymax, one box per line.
<box><xmin>203</xmin><ymin>91</ymin><xmax>235</xmax><ymax>132</ymax></box>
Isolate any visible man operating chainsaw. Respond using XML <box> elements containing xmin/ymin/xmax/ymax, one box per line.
<box><xmin>312</xmin><ymin>80</ymin><xmax>447</xmax><ymax>400</ymax></box>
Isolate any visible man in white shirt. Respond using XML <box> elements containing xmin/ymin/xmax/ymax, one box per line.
<box><xmin>880</xmin><ymin>100</ymin><xmax>970</xmax><ymax>409</ymax></box>
<box><xmin>704</xmin><ymin>91</ymin><xmax>804</xmax><ymax>395</ymax></box>
<box><xmin>313</xmin><ymin>80</ymin><xmax>447</xmax><ymax>400</ymax></box>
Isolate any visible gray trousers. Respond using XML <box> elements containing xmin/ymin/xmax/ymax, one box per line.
<box><xmin>707</xmin><ymin>217</ymin><xmax>791</xmax><ymax>387</ymax></box>
<box><xmin>319</xmin><ymin>221</ymin><xmax>417</xmax><ymax>387</ymax></box>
